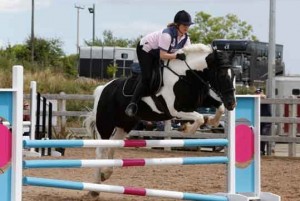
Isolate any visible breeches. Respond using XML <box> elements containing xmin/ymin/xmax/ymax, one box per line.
<box><xmin>136</xmin><ymin>43</ymin><xmax>160</xmax><ymax>93</ymax></box>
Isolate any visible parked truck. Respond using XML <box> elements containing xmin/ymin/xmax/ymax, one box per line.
<box><xmin>212</xmin><ymin>39</ymin><xmax>285</xmax><ymax>85</ymax></box>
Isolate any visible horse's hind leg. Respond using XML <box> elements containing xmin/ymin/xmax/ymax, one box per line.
<box><xmin>100</xmin><ymin>127</ymin><xmax>127</xmax><ymax>181</ymax></box>
<box><xmin>88</xmin><ymin>127</ymin><xmax>127</xmax><ymax>198</ymax></box>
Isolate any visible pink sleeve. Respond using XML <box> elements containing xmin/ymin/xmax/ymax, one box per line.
<box><xmin>158</xmin><ymin>33</ymin><xmax>172</xmax><ymax>52</ymax></box>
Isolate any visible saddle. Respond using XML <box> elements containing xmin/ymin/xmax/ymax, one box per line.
<box><xmin>123</xmin><ymin>64</ymin><xmax>164</xmax><ymax>97</ymax></box>
<box><xmin>122</xmin><ymin>64</ymin><xmax>172</xmax><ymax>118</ymax></box>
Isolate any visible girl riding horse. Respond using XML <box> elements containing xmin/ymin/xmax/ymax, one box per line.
<box><xmin>125</xmin><ymin>10</ymin><xmax>194</xmax><ymax>117</ymax></box>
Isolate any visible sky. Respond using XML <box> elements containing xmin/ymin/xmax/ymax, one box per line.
<box><xmin>0</xmin><ymin>0</ymin><xmax>299</xmax><ymax>75</ymax></box>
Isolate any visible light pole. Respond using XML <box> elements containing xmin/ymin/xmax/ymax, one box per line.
<box><xmin>88</xmin><ymin>4</ymin><xmax>95</xmax><ymax>45</ymax></box>
<box><xmin>31</xmin><ymin>0</ymin><xmax>34</xmax><ymax>63</ymax></box>
<box><xmin>267</xmin><ymin>0</ymin><xmax>276</xmax><ymax>155</ymax></box>
<box><xmin>268</xmin><ymin>0</ymin><xmax>276</xmax><ymax>99</ymax></box>
<box><xmin>75</xmin><ymin>4</ymin><xmax>84</xmax><ymax>54</ymax></box>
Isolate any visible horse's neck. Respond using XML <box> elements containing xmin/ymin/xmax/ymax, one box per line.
<box><xmin>186</xmin><ymin>52</ymin><xmax>210</xmax><ymax>71</ymax></box>
<box><xmin>165</xmin><ymin>52</ymin><xmax>209</xmax><ymax>76</ymax></box>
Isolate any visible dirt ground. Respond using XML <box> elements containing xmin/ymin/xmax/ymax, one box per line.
<box><xmin>23</xmin><ymin>147</ymin><xmax>300</xmax><ymax>201</ymax></box>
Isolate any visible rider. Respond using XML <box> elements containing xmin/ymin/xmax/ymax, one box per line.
<box><xmin>125</xmin><ymin>10</ymin><xmax>194</xmax><ymax>117</ymax></box>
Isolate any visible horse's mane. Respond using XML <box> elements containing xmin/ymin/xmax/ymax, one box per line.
<box><xmin>181</xmin><ymin>43</ymin><xmax>212</xmax><ymax>54</ymax></box>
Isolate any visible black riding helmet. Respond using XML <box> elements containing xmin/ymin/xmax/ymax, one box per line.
<box><xmin>174</xmin><ymin>10</ymin><xmax>194</xmax><ymax>26</ymax></box>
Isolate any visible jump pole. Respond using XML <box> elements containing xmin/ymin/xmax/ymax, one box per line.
<box><xmin>23</xmin><ymin>177</ymin><xmax>228</xmax><ymax>201</ymax></box>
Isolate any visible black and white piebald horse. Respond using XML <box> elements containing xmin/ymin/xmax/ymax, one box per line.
<box><xmin>84</xmin><ymin>43</ymin><xmax>236</xmax><ymax>198</ymax></box>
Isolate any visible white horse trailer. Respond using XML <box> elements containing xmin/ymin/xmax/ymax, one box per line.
<box><xmin>79</xmin><ymin>46</ymin><xmax>137</xmax><ymax>79</ymax></box>
<box><xmin>275</xmin><ymin>76</ymin><xmax>300</xmax><ymax>134</ymax></box>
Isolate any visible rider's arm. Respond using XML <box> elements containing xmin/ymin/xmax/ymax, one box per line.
<box><xmin>160</xmin><ymin>49</ymin><xmax>177</xmax><ymax>60</ymax></box>
<box><xmin>158</xmin><ymin>33</ymin><xmax>177</xmax><ymax>60</ymax></box>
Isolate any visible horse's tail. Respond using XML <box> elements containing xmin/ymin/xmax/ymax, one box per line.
<box><xmin>83</xmin><ymin>85</ymin><xmax>105</xmax><ymax>139</ymax></box>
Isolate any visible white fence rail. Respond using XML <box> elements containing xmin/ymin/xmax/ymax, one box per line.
<box><xmin>25</xmin><ymin>93</ymin><xmax>300</xmax><ymax>156</ymax></box>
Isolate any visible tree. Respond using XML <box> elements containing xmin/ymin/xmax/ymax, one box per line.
<box><xmin>85</xmin><ymin>30</ymin><xmax>142</xmax><ymax>48</ymax></box>
<box><xmin>189</xmin><ymin>12</ymin><xmax>258</xmax><ymax>44</ymax></box>
<box><xmin>25</xmin><ymin>36</ymin><xmax>64</xmax><ymax>67</ymax></box>
<box><xmin>85</xmin><ymin>30</ymin><xmax>129</xmax><ymax>47</ymax></box>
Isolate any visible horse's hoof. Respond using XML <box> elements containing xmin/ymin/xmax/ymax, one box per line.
<box><xmin>101</xmin><ymin>170</ymin><xmax>113</xmax><ymax>181</ymax></box>
<box><xmin>178</xmin><ymin>124</ymin><xmax>186</xmax><ymax>132</ymax></box>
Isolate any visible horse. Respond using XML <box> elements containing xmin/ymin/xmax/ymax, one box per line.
<box><xmin>84</xmin><ymin>43</ymin><xmax>236</xmax><ymax>198</ymax></box>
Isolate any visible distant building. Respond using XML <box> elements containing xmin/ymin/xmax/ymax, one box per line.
<box><xmin>212</xmin><ymin>39</ymin><xmax>285</xmax><ymax>85</ymax></box>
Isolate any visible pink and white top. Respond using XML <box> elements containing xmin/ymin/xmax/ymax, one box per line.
<box><xmin>140</xmin><ymin>29</ymin><xmax>191</xmax><ymax>53</ymax></box>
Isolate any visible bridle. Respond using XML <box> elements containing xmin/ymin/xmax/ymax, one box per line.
<box><xmin>163</xmin><ymin>54</ymin><xmax>235</xmax><ymax>100</ymax></box>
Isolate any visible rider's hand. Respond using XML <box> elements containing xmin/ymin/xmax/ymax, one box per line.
<box><xmin>176</xmin><ymin>53</ymin><xmax>186</xmax><ymax>61</ymax></box>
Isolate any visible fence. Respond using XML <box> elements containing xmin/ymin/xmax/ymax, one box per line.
<box><xmin>25</xmin><ymin>93</ymin><xmax>300</xmax><ymax>156</ymax></box>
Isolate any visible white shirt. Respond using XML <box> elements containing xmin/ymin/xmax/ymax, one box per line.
<box><xmin>140</xmin><ymin>29</ymin><xmax>190</xmax><ymax>53</ymax></box>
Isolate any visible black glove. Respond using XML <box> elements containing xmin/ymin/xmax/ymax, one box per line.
<box><xmin>176</xmin><ymin>53</ymin><xmax>186</xmax><ymax>61</ymax></box>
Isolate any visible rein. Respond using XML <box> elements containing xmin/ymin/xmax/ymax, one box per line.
<box><xmin>163</xmin><ymin>60</ymin><xmax>225</xmax><ymax>99</ymax></box>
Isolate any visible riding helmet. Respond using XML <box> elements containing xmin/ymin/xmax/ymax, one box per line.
<box><xmin>174</xmin><ymin>10</ymin><xmax>194</xmax><ymax>26</ymax></box>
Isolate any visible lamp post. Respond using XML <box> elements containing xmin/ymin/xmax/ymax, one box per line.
<box><xmin>267</xmin><ymin>0</ymin><xmax>276</xmax><ymax>155</ymax></box>
<box><xmin>88</xmin><ymin>4</ymin><xmax>95</xmax><ymax>45</ymax></box>
<box><xmin>75</xmin><ymin>4</ymin><xmax>84</xmax><ymax>54</ymax></box>
<box><xmin>31</xmin><ymin>0</ymin><xmax>34</xmax><ymax>63</ymax></box>
<box><xmin>268</xmin><ymin>0</ymin><xmax>276</xmax><ymax>99</ymax></box>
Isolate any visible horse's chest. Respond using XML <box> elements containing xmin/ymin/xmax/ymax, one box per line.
<box><xmin>172</xmin><ymin>80</ymin><xmax>204</xmax><ymax>112</ymax></box>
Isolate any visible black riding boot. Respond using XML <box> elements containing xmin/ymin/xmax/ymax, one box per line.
<box><xmin>125</xmin><ymin>81</ymin><xmax>144</xmax><ymax>117</ymax></box>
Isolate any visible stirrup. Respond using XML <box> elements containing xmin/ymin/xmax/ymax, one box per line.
<box><xmin>125</xmin><ymin>103</ymin><xmax>138</xmax><ymax>117</ymax></box>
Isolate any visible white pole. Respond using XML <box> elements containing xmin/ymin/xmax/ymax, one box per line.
<box><xmin>75</xmin><ymin>5</ymin><xmax>84</xmax><ymax>54</ymax></box>
<box><xmin>30</xmin><ymin>81</ymin><xmax>37</xmax><ymax>152</ymax></box>
<box><xmin>227</xmin><ymin>79</ymin><xmax>236</xmax><ymax>194</ymax></box>
<box><xmin>254</xmin><ymin>96</ymin><xmax>261</xmax><ymax>196</ymax></box>
<box><xmin>11</xmin><ymin>65</ymin><xmax>24</xmax><ymax>201</ymax></box>
<box><xmin>227</xmin><ymin>107</ymin><xmax>236</xmax><ymax>194</ymax></box>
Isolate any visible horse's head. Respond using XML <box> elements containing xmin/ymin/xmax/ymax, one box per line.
<box><xmin>205</xmin><ymin>49</ymin><xmax>236</xmax><ymax>111</ymax></box>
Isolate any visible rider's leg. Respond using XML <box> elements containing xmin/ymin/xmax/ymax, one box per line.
<box><xmin>125</xmin><ymin>79</ymin><xmax>145</xmax><ymax>117</ymax></box>
<box><xmin>125</xmin><ymin>43</ymin><xmax>155</xmax><ymax>117</ymax></box>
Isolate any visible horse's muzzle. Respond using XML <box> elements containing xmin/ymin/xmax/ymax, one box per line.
<box><xmin>225</xmin><ymin>101</ymin><xmax>236</xmax><ymax>111</ymax></box>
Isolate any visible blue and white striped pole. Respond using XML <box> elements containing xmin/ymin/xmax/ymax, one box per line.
<box><xmin>23</xmin><ymin>139</ymin><xmax>228</xmax><ymax>148</ymax></box>
<box><xmin>23</xmin><ymin>177</ymin><xmax>228</xmax><ymax>201</ymax></box>
<box><xmin>23</xmin><ymin>157</ymin><xmax>228</xmax><ymax>169</ymax></box>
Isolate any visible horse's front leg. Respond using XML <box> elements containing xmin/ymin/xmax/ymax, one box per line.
<box><xmin>206</xmin><ymin>104</ymin><xmax>225</xmax><ymax>127</ymax></box>
<box><xmin>176</xmin><ymin>111</ymin><xmax>205</xmax><ymax>134</ymax></box>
